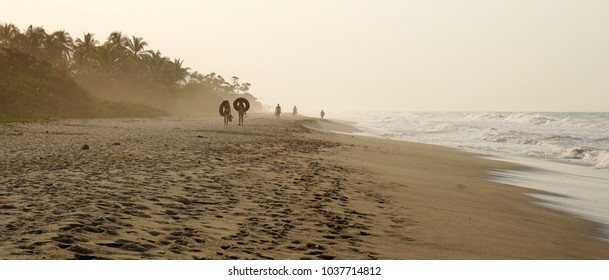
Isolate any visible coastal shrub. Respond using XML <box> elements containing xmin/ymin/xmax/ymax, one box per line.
<box><xmin>0</xmin><ymin>47</ymin><xmax>165</xmax><ymax>118</ymax></box>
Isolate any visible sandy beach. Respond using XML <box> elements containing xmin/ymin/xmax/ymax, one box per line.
<box><xmin>1</xmin><ymin>115</ymin><xmax>608</xmax><ymax>260</ymax></box>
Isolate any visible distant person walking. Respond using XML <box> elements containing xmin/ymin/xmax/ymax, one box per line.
<box><xmin>320</xmin><ymin>109</ymin><xmax>325</xmax><ymax>119</ymax></box>
<box><xmin>275</xmin><ymin>104</ymin><xmax>282</xmax><ymax>119</ymax></box>
<box><xmin>292</xmin><ymin>106</ymin><xmax>298</xmax><ymax>116</ymax></box>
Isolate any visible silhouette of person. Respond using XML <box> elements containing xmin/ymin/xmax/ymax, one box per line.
<box><xmin>275</xmin><ymin>104</ymin><xmax>282</xmax><ymax>119</ymax></box>
<box><xmin>293</xmin><ymin>106</ymin><xmax>298</xmax><ymax>116</ymax></box>
<box><xmin>233</xmin><ymin>98</ymin><xmax>249</xmax><ymax>126</ymax></box>
<box><xmin>235</xmin><ymin>103</ymin><xmax>245</xmax><ymax>125</ymax></box>
<box><xmin>219</xmin><ymin>100</ymin><xmax>232</xmax><ymax>126</ymax></box>
<box><xmin>320</xmin><ymin>109</ymin><xmax>325</xmax><ymax>119</ymax></box>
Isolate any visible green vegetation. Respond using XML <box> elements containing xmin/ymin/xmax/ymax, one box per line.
<box><xmin>0</xmin><ymin>47</ymin><xmax>164</xmax><ymax>118</ymax></box>
<box><xmin>0</xmin><ymin>22</ymin><xmax>262</xmax><ymax>118</ymax></box>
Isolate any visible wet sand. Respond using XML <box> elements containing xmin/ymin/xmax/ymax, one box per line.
<box><xmin>1</xmin><ymin>115</ymin><xmax>608</xmax><ymax>259</ymax></box>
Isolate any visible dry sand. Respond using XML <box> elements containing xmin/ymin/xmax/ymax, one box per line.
<box><xmin>1</xmin><ymin>115</ymin><xmax>608</xmax><ymax>259</ymax></box>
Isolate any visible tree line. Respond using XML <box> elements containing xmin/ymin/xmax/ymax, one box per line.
<box><xmin>0</xmin><ymin>23</ymin><xmax>262</xmax><ymax>116</ymax></box>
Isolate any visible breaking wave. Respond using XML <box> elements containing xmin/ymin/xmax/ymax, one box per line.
<box><xmin>336</xmin><ymin>111</ymin><xmax>609</xmax><ymax>171</ymax></box>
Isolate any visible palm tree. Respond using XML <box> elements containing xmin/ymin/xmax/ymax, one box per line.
<box><xmin>96</xmin><ymin>44</ymin><xmax>123</xmax><ymax>78</ymax></box>
<box><xmin>74</xmin><ymin>33</ymin><xmax>99</xmax><ymax>57</ymax></box>
<box><xmin>123</xmin><ymin>36</ymin><xmax>148</xmax><ymax>79</ymax></box>
<box><xmin>188</xmin><ymin>71</ymin><xmax>205</xmax><ymax>84</ymax></box>
<box><xmin>126</xmin><ymin>36</ymin><xmax>148</xmax><ymax>58</ymax></box>
<box><xmin>44</xmin><ymin>30</ymin><xmax>73</xmax><ymax>70</ymax></box>
<box><xmin>169</xmin><ymin>58</ymin><xmax>190</xmax><ymax>85</ymax></box>
<box><xmin>49</xmin><ymin>30</ymin><xmax>73</xmax><ymax>56</ymax></box>
<box><xmin>21</xmin><ymin>25</ymin><xmax>47</xmax><ymax>58</ymax></box>
<box><xmin>1</xmin><ymin>22</ymin><xmax>261</xmax><ymax>113</ymax></box>
<box><xmin>142</xmin><ymin>50</ymin><xmax>170</xmax><ymax>82</ymax></box>
<box><xmin>73</xmin><ymin>33</ymin><xmax>99</xmax><ymax>75</ymax></box>
<box><xmin>102</xmin><ymin>32</ymin><xmax>129</xmax><ymax>73</ymax></box>
<box><xmin>0</xmin><ymin>23</ymin><xmax>21</xmax><ymax>47</ymax></box>
<box><xmin>106</xmin><ymin>31</ymin><xmax>128</xmax><ymax>51</ymax></box>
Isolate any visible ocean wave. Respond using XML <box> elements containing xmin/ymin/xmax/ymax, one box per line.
<box><xmin>552</xmin><ymin>116</ymin><xmax>578</xmax><ymax>127</ymax></box>
<box><xmin>465</xmin><ymin>112</ymin><xmax>505</xmax><ymax>120</ymax></box>
<box><xmin>478</xmin><ymin>128</ymin><xmax>545</xmax><ymax>145</ymax></box>
<box><xmin>542</xmin><ymin>134</ymin><xmax>582</xmax><ymax>143</ymax></box>
<box><xmin>478</xmin><ymin>129</ymin><xmax>585</xmax><ymax>146</ymax></box>
<box><xmin>502</xmin><ymin>113</ymin><xmax>609</xmax><ymax>130</ymax></box>
<box><xmin>421</xmin><ymin>123</ymin><xmax>475</xmax><ymax>133</ymax></box>
<box><xmin>479</xmin><ymin>128</ymin><xmax>523</xmax><ymax>144</ymax></box>
<box><xmin>340</xmin><ymin>111</ymin><xmax>609</xmax><ymax>172</ymax></box>
<box><xmin>550</xmin><ymin>116</ymin><xmax>609</xmax><ymax>130</ymax></box>
<box><xmin>592</xmin><ymin>136</ymin><xmax>609</xmax><ymax>142</ymax></box>
<box><xmin>595</xmin><ymin>151</ymin><xmax>609</xmax><ymax>170</ymax></box>
<box><xmin>505</xmin><ymin>113</ymin><xmax>557</xmax><ymax>125</ymax></box>
<box><xmin>561</xmin><ymin>147</ymin><xmax>593</xmax><ymax>159</ymax></box>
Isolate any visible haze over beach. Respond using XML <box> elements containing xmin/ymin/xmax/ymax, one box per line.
<box><xmin>2</xmin><ymin>1</ymin><xmax>609</xmax><ymax>278</ymax></box>
<box><xmin>3</xmin><ymin>0</ymin><xmax>609</xmax><ymax>112</ymax></box>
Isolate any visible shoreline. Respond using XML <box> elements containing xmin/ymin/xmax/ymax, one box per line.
<box><xmin>320</xmin><ymin>114</ymin><xmax>609</xmax><ymax>244</ymax></box>
<box><xmin>1</xmin><ymin>115</ymin><xmax>608</xmax><ymax>259</ymax></box>
<box><xmin>484</xmin><ymin>153</ymin><xmax>609</xmax><ymax>242</ymax></box>
<box><xmin>299</xmin><ymin>117</ymin><xmax>609</xmax><ymax>258</ymax></box>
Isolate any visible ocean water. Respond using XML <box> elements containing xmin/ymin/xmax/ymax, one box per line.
<box><xmin>331</xmin><ymin>111</ymin><xmax>609</xmax><ymax>239</ymax></box>
<box><xmin>332</xmin><ymin>112</ymin><xmax>609</xmax><ymax>171</ymax></box>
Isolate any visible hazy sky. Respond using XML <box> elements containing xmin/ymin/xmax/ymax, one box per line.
<box><xmin>4</xmin><ymin>0</ymin><xmax>609</xmax><ymax>113</ymax></box>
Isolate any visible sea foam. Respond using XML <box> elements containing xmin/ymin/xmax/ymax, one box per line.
<box><xmin>334</xmin><ymin>111</ymin><xmax>609</xmax><ymax>171</ymax></box>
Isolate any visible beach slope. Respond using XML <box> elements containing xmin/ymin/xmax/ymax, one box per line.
<box><xmin>1</xmin><ymin>115</ymin><xmax>608</xmax><ymax>259</ymax></box>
